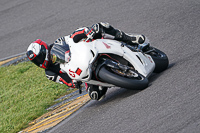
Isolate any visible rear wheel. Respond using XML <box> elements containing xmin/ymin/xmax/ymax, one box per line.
<box><xmin>98</xmin><ymin>66</ymin><xmax>149</xmax><ymax>90</ymax></box>
<box><xmin>147</xmin><ymin>47</ymin><xmax>169</xmax><ymax>73</ymax></box>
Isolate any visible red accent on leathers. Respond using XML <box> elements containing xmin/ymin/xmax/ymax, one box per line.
<box><xmin>59</xmin><ymin>78</ymin><xmax>75</xmax><ymax>88</ymax></box>
<box><xmin>70</xmin><ymin>29</ymin><xmax>85</xmax><ymax>38</ymax></box>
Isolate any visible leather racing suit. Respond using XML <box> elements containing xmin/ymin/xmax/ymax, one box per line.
<box><xmin>45</xmin><ymin>22</ymin><xmax>145</xmax><ymax>101</ymax></box>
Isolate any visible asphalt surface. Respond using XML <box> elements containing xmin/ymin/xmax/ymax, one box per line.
<box><xmin>1</xmin><ymin>0</ymin><xmax>200</xmax><ymax>133</ymax></box>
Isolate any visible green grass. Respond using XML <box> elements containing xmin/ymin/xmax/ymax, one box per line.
<box><xmin>0</xmin><ymin>62</ymin><xmax>74</xmax><ymax>133</ymax></box>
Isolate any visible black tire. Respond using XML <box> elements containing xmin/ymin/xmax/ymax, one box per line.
<box><xmin>148</xmin><ymin>47</ymin><xmax>169</xmax><ymax>73</ymax></box>
<box><xmin>98</xmin><ymin>66</ymin><xmax>149</xmax><ymax>90</ymax></box>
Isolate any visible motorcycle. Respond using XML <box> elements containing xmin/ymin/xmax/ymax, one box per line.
<box><xmin>57</xmin><ymin>36</ymin><xmax>169</xmax><ymax>93</ymax></box>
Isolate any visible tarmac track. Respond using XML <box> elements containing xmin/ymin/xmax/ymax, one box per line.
<box><xmin>1</xmin><ymin>0</ymin><xmax>200</xmax><ymax>133</ymax></box>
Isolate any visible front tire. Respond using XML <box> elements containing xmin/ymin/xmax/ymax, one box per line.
<box><xmin>98</xmin><ymin>66</ymin><xmax>149</xmax><ymax>90</ymax></box>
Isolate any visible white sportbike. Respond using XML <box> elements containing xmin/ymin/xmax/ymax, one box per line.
<box><xmin>60</xmin><ymin>37</ymin><xmax>169</xmax><ymax>92</ymax></box>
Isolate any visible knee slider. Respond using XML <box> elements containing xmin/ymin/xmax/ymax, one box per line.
<box><xmin>90</xmin><ymin>91</ymin><xmax>99</xmax><ymax>100</ymax></box>
<box><xmin>45</xmin><ymin>70</ymin><xmax>57</xmax><ymax>81</ymax></box>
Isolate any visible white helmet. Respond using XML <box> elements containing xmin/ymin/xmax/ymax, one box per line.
<box><xmin>26</xmin><ymin>39</ymin><xmax>50</xmax><ymax>69</ymax></box>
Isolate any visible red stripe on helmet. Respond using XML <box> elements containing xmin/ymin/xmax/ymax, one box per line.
<box><xmin>33</xmin><ymin>39</ymin><xmax>42</xmax><ymax>44</ymax></box>
<box><xmin>33</xmin><ymin>39</ymin><xmax>48</xmax><ymax>49</ymax></box>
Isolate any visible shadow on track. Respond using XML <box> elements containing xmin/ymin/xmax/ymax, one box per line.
<box><xmin>88</xmin><ymin>63</ymin><xmax>175</xmax><ymax>107</ymax></box>
<box><xmin>87</xmin><ymin>88</ymin><xmax>141</xmax><ymax>107</ymax></box>
<box><xmin>148</xmin><ymin>63</ymin><xmax>175</xmax><ymax>83</ymax></box>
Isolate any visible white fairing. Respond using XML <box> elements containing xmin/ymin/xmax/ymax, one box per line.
<box><xmin>95</xmin><ymin>39</ymin><xmax>155</xmax><ymax>78</ymax></box>
<box><xmin>60</xmin><ymin>37</ymin><xmax>155</xmax><ymax>83</ymax></box>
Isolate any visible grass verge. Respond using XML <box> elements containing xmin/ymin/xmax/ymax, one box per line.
<box><xmin>0</xmin><ymin>62</ymin><xmax>74</xmax><ymax>133</ymax></box>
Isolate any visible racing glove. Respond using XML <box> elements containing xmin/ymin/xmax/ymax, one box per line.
<box><xmin>59</xmin><ymin>78</ymin><xmax>82</xmax><ymax>88</ymax></box>
<box><xmin>85</xmin><ymin>23</ymin><xmax>101</xmax><ymax>41</ymax></box>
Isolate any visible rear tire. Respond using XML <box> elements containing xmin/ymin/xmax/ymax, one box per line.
<box><xmin>98</xmin><ymin>66</ymin><xmax>149</xmax><ymax>90</ymax></box>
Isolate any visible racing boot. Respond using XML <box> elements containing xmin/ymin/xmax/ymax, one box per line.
<box><xmin>93</xmin><ymin>22</ymin><xmax>145</xmax><ymax>45</ymax></box>
<box><xmin>92</xmin><ymin>22</ymin><xmax>148</xmax><ymax>52</ymax></box>
<box><xmin>114</xmin><ymin>30</ymin><xmax>145</xmax><ymax>45</ymax></box>
<box><xmin>92</xmin><ymin>22</ymin><xmax>121</xmax><ymax>40</ymax></box>
<box><xmin>115</xmin><ymin>30</ymin><xmax>150</xmax><ymax>52</ymax></box>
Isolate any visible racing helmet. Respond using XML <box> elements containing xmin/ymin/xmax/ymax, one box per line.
<box><xmin>26</xmin><ymin>39</ymin><xmax>50</xmax><ymax>69</ymax></box>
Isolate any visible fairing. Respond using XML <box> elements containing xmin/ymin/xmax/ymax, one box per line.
<box><xmin>60</xmin><ymin>37</ymin><xmax>155</xmax><ymax>83</ymax></box>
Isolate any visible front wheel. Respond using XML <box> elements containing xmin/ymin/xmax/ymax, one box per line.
<box><xmin>147</xmin><ymin>47</ymin><xmax>169</xmax><ymax>73</ymax></box>
<box><xmin>98</xmin><ymin>66</ymin><xmax>149</xmax><ymax>90</ymax></box>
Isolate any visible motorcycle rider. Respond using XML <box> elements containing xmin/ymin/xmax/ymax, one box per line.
<box><xmin>26</xmin><ymin>22</ymin><xmax>146</xmax><ymax>101</ymax></box>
